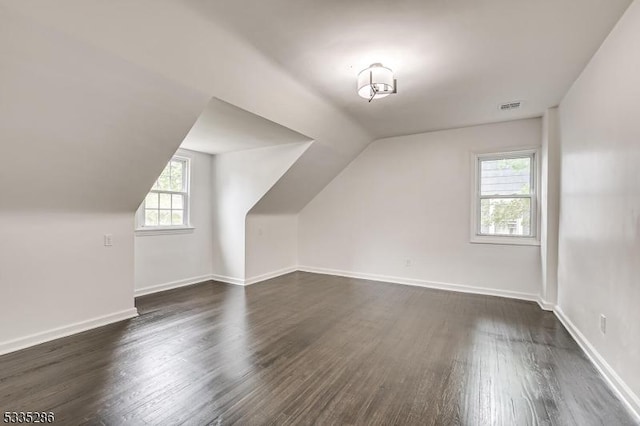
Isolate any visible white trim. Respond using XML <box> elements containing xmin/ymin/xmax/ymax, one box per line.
<box><xmin>137</xmin><ymin>273</ymin><xmax>246</xmax><ymax>288</ymax></box>
<box><xmin>0</xmin><ymin>308</ymin><xmax>139</xmax><ymax>356</ymax></box>
<box><xmin>244</xmin><ymin>266</ymin><xmax>297</xmax><ymax>286</ymax></box>
<box><xmin>136</xmin><ymin>155</ymin><xmax>192</xmax><ymax>230</ymax></box>
<box><xmin>134</xmin><ymin>267</ymin><xmax>298</xmax><ymax>295</ymax></box>
<box><xmin>554</xmin><ymin>307</ymin><xmax>640</xmax><ymax>421</ymax></box>
<box><xmin>470</xmin><ymin>235</ymin><xmax>541</xmax><ymax>246</ymax></box>
<box><xmin>298</xmin><ymin>266</ymin><xmax>538</xmax><ymax>303</ymax></box>
<box><xmin>470</xmin><ymin>148</ymin><xmax>542</xmax><ymax>246</ymax></box>
<box><xmin>536</xmin><ymin>297</ymin><xmax>554</xmax><ymax>311</ymax></box>
<box><xmin>134</xmin><ymin>274</ymin><xmax>214</xmax><ymax>297</ymax></box>
<box><xmin>135</xmin><ymin>226</ymin><xmax>195</xmax><ymax>236</ymax></box>
<box><xmin>209</xmin><ymin>273</ymin><xmax>246</xmax><ymax>286</ymax></box>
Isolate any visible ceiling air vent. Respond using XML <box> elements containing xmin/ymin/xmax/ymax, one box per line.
<box><xmin>499</xmin><ymin>101</ymin><xmax>522</xmax><ymax>111</ymax></box>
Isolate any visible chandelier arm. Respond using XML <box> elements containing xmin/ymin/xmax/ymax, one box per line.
<box><xmin>368</xmin><ymin>84</ymin><xmax>378</xmax><ymax>103</ymax></box>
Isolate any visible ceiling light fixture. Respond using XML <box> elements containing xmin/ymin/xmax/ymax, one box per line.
<box><xmin>357</xmin><ymin>63</ymin><xmax>397</xmax><ymax>102</ymax></box>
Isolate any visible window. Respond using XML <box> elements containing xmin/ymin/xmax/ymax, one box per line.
<box><xmin>137</xmin><ymin>156</ymin><xmax>191</xmax><ymax>231</ymax></box>
<box><xmin>471</xmin><ymin>149</ymin><xmax>539</xmax><ymax>245</ymax></box>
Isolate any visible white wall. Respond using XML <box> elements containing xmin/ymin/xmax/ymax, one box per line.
<box><xmin>0</xmin><ymin>213</ymin><xmax>136</xmax><ymax>353</ymax></box>
<box><xmin>0</xmin><ymin>0</ymin><xmax>369</xmax><ymax>353</ymax></box>
<box><xmin>134</xmin><ymin>149</ymin><xmax>214</xmax><ymax>294</ymax></box>
<box><xmin>557</xmin><ymin>0</ymin><xmax>640</xmax><ymax>412</ymax></box>
<box><xmin>245</xmin><ymin>214</ymin><xmax>299</xmax><ymax>282</ymax></box>
<box><xmin>212</xmin><ymin>143</ymin><xmax>311</xmax><ymax>282</ymax></box>
<box><xmin>3</xmin><ymin>1</ymin><xmax>373</xmax><ymax>215</ymax></box>
<box><xmin>135</xmin><ymin>143</ymin><xmax>308</xmax><ymax>291</ymax></box>
<box><xmin>0</xmin><ymin>8</ymin><xmax>208</xmax><ymax>214</ymax></box>
<box><xmin>0</xmin><ymin>8</ymin><xmax>207</xmax><ymax>352</ymax></box>
<box><xmin>540</xmin><ymin>107</ymin><xmax>561</xmax><ymax>307</ymax></box>
<box><xmin>300</xmin><ymin>119</ymin><xmax>542</xmax><ymax>298</ymax></box>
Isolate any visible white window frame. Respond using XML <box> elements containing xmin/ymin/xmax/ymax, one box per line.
<box><xmin>470</xmin><ymin>148</ymin><xmax>540</xmax><ymax>246</ymax></box>
<box><xmin>135</xmin><ymin>155</ymin><xmax>194</xmax><ymax>236</ymax></box>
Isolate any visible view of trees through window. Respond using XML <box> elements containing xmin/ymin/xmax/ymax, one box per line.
<box><xmin>143</xmin><ymin>158</ymin><xmax>188</xmax><ymax>227</ymax></box>
<box><xmin>479</xmin><ymin>156</ymin><xmax>533</xmax><ymax>236</ymax></box>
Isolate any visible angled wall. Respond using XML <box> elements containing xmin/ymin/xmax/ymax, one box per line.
<box><xmin>299</xmin><ymin>119</ymin><xmax>542</xmax><ymax>299</ymax></box>
<box><xmin>213</xmin><ymin>143</ymin><xmax>311</xmax><ymax>283</ymax></box>
<box><xmin>0</xmin><ymin>0</ymin><xmax>369</xmax><ymax>352</ymax></box>
<box><xmin>245</xmin><ymin>214</ymin><xmax>299</xmax><ymax>282</ymax></box>
<box><xmin>0</xmin><ymin>8</ymin><xmax>208</xmax><ymax>352</ymax></box>
<box><xmin>3</xmin><ymin>0</ymin><xmax>373</xmax><ymax>215</ymax></box>
<box><xmin>134</xmin><ymin>95</ymin><xmax>314</xmax><ymax>292</ymax></box>
<box><xmin>0</xmin><ymin>7</ymin><xmax>209</xmax><ymax>214</ymax></box>
<box><xmin>557</xmin><ymin>0</ymin><xmax>640</xmax><ymax>415</ymax></box>
<box><xmin>134</xmin><ymin>149</ymin><xmax>215</xmax><ymax>295</ymax></box>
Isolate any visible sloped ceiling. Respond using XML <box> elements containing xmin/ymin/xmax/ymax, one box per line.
<box><xmin>212</xmin><ymin>142</ymin><xmax>312</xmax><ymax>279</ymax></box>
<box><xmin>187</xmin><ymin>0</ymin><xmax>632</xmax><ymax>138</ymax></box>
<box><xmin>2</xmin><ymin>0</ymin><xmax>372</xmax><ymax>215</ymax></box>
<box><xmin>181</xmin><ymin>98</ymin><xmax>311</xmax><ymax>155</ymax></box>
<box><xmin>0</xmin><ymin>6</ymin><xmax>209</xmax><ymax>213</ymax></box>
<box><xmin>1</xmin><ymin>0</ymin><xmax>632</xmax><ymax>215</ymax></box>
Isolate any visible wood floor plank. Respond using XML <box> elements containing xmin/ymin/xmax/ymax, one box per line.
<box><xmin>0</xmin><ymin>272</ymin><xmax>636</xmax><ymax>425</ymax></box>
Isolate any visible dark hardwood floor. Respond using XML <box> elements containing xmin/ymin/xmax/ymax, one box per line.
<box><xmin>0</xmin><ymin>272</ymin><xmax>636</xmax><ymax>425</ymax></box>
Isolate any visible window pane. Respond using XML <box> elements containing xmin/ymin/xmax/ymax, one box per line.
<box><xmin>159</xmin><ymin>210</ymin><xmax>171</xmax><ymax>226</ymax></box>
<box><xmin>480</xmin><ymin>198</ymin><xmax>531</xmax><ymax>236</ymax></box>
<box><xmin>170</xmin><ymin>161</ymin><xmax>184</xmax><ymax>191</ymax></box>
<box><xmin>145</xmin><ymin>193</ymin><xmax>158</xmax><ymax>209</ymax></box>
<box><xmin>155</xmin><ymin>163</ymin><xmax>172</xmax><ymax>191</ymax></box>
<box><xmin>144</xmin><ymin>157</ymin><xmax>189</xmax><ymax>228</ymax></box>
<box><xmin>171</xmin><ymin>194</ymin><xmax>183</xmax><ymax>209</ymax></box>
<box><xmin>145</xmin><ymin>209</ymin><xmax>158</xmax><ymax>226</ymax></box>
<box><xmin>481</xmin><ymin>157</ymin><xmax>531</xmax><ymax>196</ymax></box>
<box><xmin>159</xmin><ymin>193</ymin><xmax>171</xmax><ymax>209</ymax></box>
<box><xmin>171</xmin><ymin>210</ymin><xmax>184</xmax><ymax>226</ymax></box>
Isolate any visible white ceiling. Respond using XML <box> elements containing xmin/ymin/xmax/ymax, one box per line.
<box><xmin>186</xmin><ymin>0</ymin><xmax>631</xmax><ymax>138</ymax></box>
<box><xmin>180</xmin><ymin>97</ymin><xmax>311</xmax><ymax>155</ymax></box>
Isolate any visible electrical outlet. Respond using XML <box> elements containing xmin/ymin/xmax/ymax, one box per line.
<box><xmin>600</xmin><ymin>314</ymin><xmax>607</xmax><ymax>334</ymax></box>
<box><xmin>104</xmin><ymin>234</ymin><xmax>113</xmax><ymax>247</ymax></box>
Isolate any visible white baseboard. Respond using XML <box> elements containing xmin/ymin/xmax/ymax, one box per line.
<box><xmin>0</xmin><ymin>308</ymin><xmax>139</xmax><ymax>356</ymax></box>
<box><xmin>210</xmin><ymin>267</ymin><xmax>297</xmax><ymax>287</ymax></box>
<box><xmin>210</xmin><ymin>273</ymin><xmax>245</xmax><ymax>286</ymax></box>
<box><xmin>134</xmin><ymin>267</ymin><xmax>298</xmax><ymax>294</ymax></box>
<box><xmin>298</xmin><ymin>265</ymin><xmax>539</xmax><ymax>303</ymax></box>
<box><xmin>2</xmin><ymin>268</ymin><xmax>636</xmax><ymax>421</ymax></box>
<box><xmin>554</xmin><ymin>307</ymin><xmax>640</xmax><ymax>421</ymax></box>
<box><xmin>135</xmin><ymin>274</ymin><xmax>216</xmax><ymax>297</ymax></box>
<box><xmin>537</xmin><ymin>297</ymin><xmax>555</xmax><ymax>311</ymax></box>
<box><xmin>244</xmin><ymin>266</ymin><xmax>297</xmax><ymax>286</ymax></box>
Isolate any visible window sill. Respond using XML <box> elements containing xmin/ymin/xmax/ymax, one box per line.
<box><xmin>135</xmin><ymin>226</ymin><xmax>195</xmax><ymax>236</ymax></box>
<box><xmin>470</xmin><ymin>235</ymin><xmax>540</xmax><ymax>246</ymax></box>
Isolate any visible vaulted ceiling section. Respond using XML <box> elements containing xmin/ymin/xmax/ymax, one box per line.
<box><xmin>1</xmin><ymin>0</ymin><xmax>632</xmax><ymax>214</ymax></box>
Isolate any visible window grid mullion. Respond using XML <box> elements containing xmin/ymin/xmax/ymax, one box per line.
<box><xmin>141</xmin><ymin>157</ymin><xmax>189</xmax><ymax>228</ymax></box>
<box><xmin>479</xmin><ymin>194</ymin><xmax>532</xmax><ymax>200</ymax></box>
